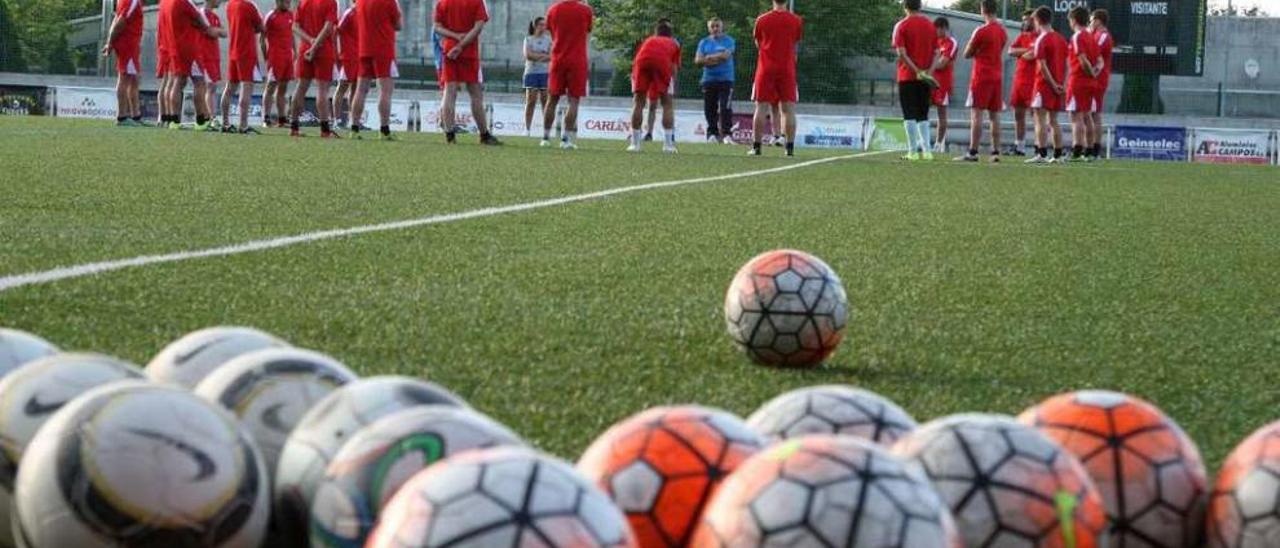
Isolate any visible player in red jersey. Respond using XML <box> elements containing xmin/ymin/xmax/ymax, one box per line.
<box><xmin>751</xmin><ymin>0</ymin><xmax>803</xmax><ymax>157</ymax></box>
<box><xmin>542</xmin><ymin>0</ymin><xmax>593</xmax><ymax>149</ymax></box>
<box><xmin>1066</xmin><ymin>6</ymin><xmax>1103</xmax><ymax>161</ymax></box>
<box><xmin>101</xmin><ymin>0</ymin><xmax>143</xmax><ymax>125</ymax></box>
<box><xmin>957</xmin><ymin>0</ymin><xmax>1007</xmax><ymax>163</ymax></box>
<box><xmin>1007</xmin><ymin>10</ymin><xmax>1037</xmax><ymax>156</ymax></box>
<box><xmin>221</xmin><ymin>0</ymin><xmax>265</xmax><ymax>133</ymax></box>
<box><xmin>155</xmin><ymin>1</ymin><xmax>172</xmax><ymax>126</ymax></box>
<box><xmin>349</xmin><ymin>0</ymin><xmax>401</xmax><ymax>139</ymax></box>
<box><xmin>892</xmin><ymin>0</ymin><xmax>937</xmax><ymax>160</ymax></box>
<box><xmin>159</xmin><ymin>0</ymin><xmax>216</xmax><ymax>129</ymax></box>
<box><xmin>930</xmin><ymin>17</ymin><xmax>957</xmax><ymax>153</ymax></box>
<box><xmin>289</xmin><ymin>0</ymin><xmax>339</xmax><ymax>137</ymax></box>
<box><xmin>199</xmin><ymin>0</ymin><xmax>227</xmax><ymax>131</ymax></box>
<box><xmin>1027</xmin><ymin>6</ymin><xmax>1068</xmax><ymax>163</ymax></box>
<box><xmin>1090</xmin><ymin>9</ymin><xmax>1113</xmax><ymax>160</ymax></box>
<box><xmin>434</xmin><ymin>0</ymin><xmax>502</xmax><ymax>146</ymax></box>
<box><xmin>334</xmin><ymin>0</ymin><xmax>360</xmax><ymax>128</ymax></box>
<box><xmin>625</xmin><ymin>20</ymin><xmax>681</xmax><ymax>154</ymax></box>
<box><xmin>262</xmin><ymin>0</ymin><xmax>295</xmax><ymax>128</ymax></box>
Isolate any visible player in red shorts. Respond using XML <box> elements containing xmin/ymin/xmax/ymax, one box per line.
<box><xmin>957</xmin><ymin>0</ymin><xmax>1007</xmax><ymax>163</ymax></box>
<box><xmin>334</xmin><ymin>0</ymin><xmax>359</xmax><ymax>128</ymax></box>
<box><xmin>434</xmin><ymin>0</ymin><xmax>502</xmax><ymax>146</ymax></box>
<box><xmin>349</xmin><ymin>0</ymin><xmax>401</xmax><ymax>139</ymax></box>
<box><xmin>221</xmin><ymin>0</ymin><xmax>265</xmax><ymax>133</ymax></box>
<box><xmin>625</xmin><ymin>21</ymin><xmax>681</xmax><ymax>154</ymax></box>
<box><xmin>101</xmin><ymin>0</ymin><xmax>143</xmax><ymax>126</ymax></box>
<box><xmin>1066</xmin><ymin>6</ymin><xmax>1102</xmax><ymax>161</ymax></box>
<box><xmin>542</xmin><ymin>0</ymin><xmax>594</xmax><ymax>149</ymax></box>
<box><xmin>159</xmin><ymin>0</ymin><xmax>216</xmax><ymax>129</ymax></box>
<box><xmin>1007</xmin><ymin>10</ymin><xmax>1037</xmax><ymax>156</ymax></box>
<box><xmin>262</xmin><ymin>0</ymin><xmax>294</xmax><ymax>128</ymax></box>
<box><xmin>198</xmin><ymin>0</ymin><xmax>227</xmax><ymax>131</ymax></box>
<box><xmin>154</xmin><ymin>3</ymin><xmax>173</xmax><ymax>126</ymax></box>
<box><xmin>289</xmin><ymin>0</ymin><xmax>338</xmax><ymax>137</ymax></box>
<box><xmin>1090</xmin><ymin>9</ymin><xmax>1113</xmax><ymax>160</ymax></box>
<box><xmin>930</xmin><ymin>17</ymin><xmax>957</xmax><ymax>153</ymax></box>
<box><xmin>751</xmin><ymin>0</ymin><xmax>803</xmax><ymax>157</ymax></box>
<box><xmin>1026</xmin><ymin>6</ymin><xmax>1068</xmax><ymax>163</ymax></box>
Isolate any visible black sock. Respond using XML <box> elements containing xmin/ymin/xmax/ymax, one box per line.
<box><xmin>1072</xmin><ymin>145</ymin><xmax>1083</xmax><ymax>158</ymax></box>
<box><xmin>480</xmin><ymin>131</ymin><xmax>491</xmax><ymax>139</ymax></box>
<box><xmin>1054</xmin><ymin>148</ymin><xmax>1064</xmax><ymax>159</ymax></box>
<box><xmin>785</xmin><ymin>142</ymin><xmax>794</xmax><ymax>154</ymax></box>
<box><xmin>1037</xmin><ymin>147</ymin><xmax>1047</xmax><ymax>157</ymax></box>
<box><xmin>117</xmin><ymin>116</ymin><xmax>126</xmax><ymax>122</ymax></box>
<box><xmin>381</xmin><ymin>125</ymin><xmax>390</xmax><ymax>136</ymax></box>
<box><xmin>320</xmin><ymin>121</ymin><xmax>330</xmax><ymax>133</ymax></box>
<box><xmin>197</xmin><ymin>115</ymin><xmax>209</xmax><ymax>125</ymax></box>
<box><xmin>752</xmin><ymin>142</ymin><xmax>762</xmax><ymax>153</ymax></box>
<box><xmin>279</xmin><ymin>116</ymin><xmax>288</xmax><ymax>126</ymax></box>
<box><xmin>291</xmin><ymin>119</ymin><xmax>300</xmax><ymax>131</ymax></box>
<box><xmin>351</xmin><ymin>125</ymin><xmax>360</xmax><ymax>134</ymax></box>
<box><xmin>446</xmin><ymin>131</ymin><xmax>456</xmax><ymax>142</ymax></box>
<box><xmin>1093</xmin><ymin>143</ymin><xmax>1103</xmax><ymax>157</ymax></box>
<box><xmin>132</xmin><ymin>115</ymin><xmax>142</xmax><ymax>122</ymax></box>
<box><xmin>969</xmin><ymin>148</ymin><xmax>978</xmax><ymax>157</ymax></box>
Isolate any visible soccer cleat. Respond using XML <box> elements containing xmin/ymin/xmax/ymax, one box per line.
<box><xmin>221</xmin><ymin>125</ymin><xmax>238</xmax><ymax>134</ymax></box>
<box><xmin>902</xmin><ymin>152</ymin><xmax>920</xmax><ymax>161</ymax></box>
<box><xmin>539</xmin><ymin>139</ymin><xmax>552</xmax><ymax>148</ymax></box>
<box><xmin>706</xmin><ymin>135</ymin><xmax>719</xmax><ymax>143</ymax></box>
<box><xmin>560</xmin><ymin>141</ymin><xmax>578</xmax><ymax>150</ymax></box>
<box><xmin>290</xmin><ymin>128</ymin><xmax>303</xmax><ymax>138</ymax></box>
<box><xmin>921</xmin><ymin>150</ymin><xmax>934</xmax><ymax>161</ymax></box>
<box><xmin>954</xmin><ymin>154</ymin><xmax>979</xmax><ymax>162</ymax></box>
<box><xmin>990</xmin><ymin>154</ymin><xmax>1001</xmax><ymax>164</ymax></box>
<box><xmin>321</xmin><ymin>130</ymin><xmax>341</xmax><ymax>139</ymax></box>
<box><xmin>1009</xmin><ymin>147</ymin><xmax>1027</xmax><ymax>157</ymax></box>
<box><xmin>747</xmin><ymin>147</ymin><xmax>762</xmax><ymax>156</ymax></box>
<box><xmin>663</xmin><ymin>144</ymin><xmax>678</xmax><ymax>154</ymax></box>
<box><xmin>626</xmin><ymin>143</ymin><xmax>641</xmax><ymax>153</ymax></box>
<box><xmin>379</xmin><ymin>133</ymin><xmax>397</xmax><ymax>141</ymax></box>
<box><xmin>1025</xmin><ymin>155</ymin><xmax>1049</xmax><ymax>164</ymax></box>
<box><xmin>239</xmin><ymin>126</ymin><xmax>261</xmax><ymax>135</ymax></box>
<box><xmin>643</xmin><ymin>133</ymin><xmax>653</xmax><ymax>142</ymax></box>
<box><xmin>167</xmin><ymin>122</ymin><xmax>184</xmax><ymax>130</ymax></box>
<box><xmin>480</xmin><ymin>134</ymin><xmax>503</xmax><ymax>146</ymax></box>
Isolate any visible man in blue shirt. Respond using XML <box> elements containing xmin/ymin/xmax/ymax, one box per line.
<box><xmin>695</xmin><ymin>17</ymin><xmax>735</xmax><ymax>143</ymax></box>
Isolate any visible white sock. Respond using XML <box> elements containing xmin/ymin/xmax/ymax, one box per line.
<box><xmin>632</xmin><ymin>130</ymin><xmax>644</xmax><ymax>146</ymax></box>
<box><xmin>903</xmin><ymin>120</ymin><xmax>918</xmax><ymax>153</ymax></box>
<box><xmin>1015</xmin><ymin>138</ymin><xmax>1024</xmax><ymax>149</ymax></box>
<box><xmin>664</xmin><ymin>130</ymin><xmax>675</xmax><ymax>146</ymax></box>
<box><xmin>918</xmin><ymin>121</ymin><xmax>932</xmax><ymax>152</ymax></box>
<box><xmin>566</xmin><ymin>130</ymin><xmax>576</xmax><ymax>143</ymax></box>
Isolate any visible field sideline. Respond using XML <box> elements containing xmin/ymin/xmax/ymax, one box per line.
<box><xmin>2</xmin><ymin>116</ymin><xmax>1278</xmax><ymax>466</ymax></box>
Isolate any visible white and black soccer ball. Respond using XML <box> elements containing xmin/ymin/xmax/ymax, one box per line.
<box><xmin>1208</xmin><ymin>420</ymin><xmax>1280</xmax><ymax>547</ymax></box>
<box><xmin>724</xmin><ymin>250</ymin><xmax>849</xmax><ymax>368</ymax></box>
<box><xmin>694</xmin><ymin>435</ymin><xmax>959</xmax><ymax>547</ymax></box>
<box><xmin>147</xmin><ymin>326</ymin><xmax>289</xmax><ymax>389</ymax></box>
<box><xmin>0</xmin><ymin>328</ymin><xmax>57</xmax><ymax>379</ymax></box>
<box><xmin>366</xmin><ymin>447</ymin><xmax>635</xmax><ymax>548</ymax></box>
<box><xmin>892</xmin><ymin>414</ymin><xmax>1109</xmax><ymax>547</ymax></box>
<box><xmin>0</xmin><ymin>352</ymin><xmax>141</xmax><ymax>548</ymax></box>
<box><xmin>13</xmin><ymin>381</ymin><xmax>270</xmax><ymax>547</ymax></box>
<box><xmin>310</xmin><ymin>406</ymin><xmax>525</xmax><ymax>547</ymax></box>
<box><xmin>194</xmin><ymin>347</ymin><xmax>359</xmax><ymax>483</ymax></box>
<box><xmin>746</xmin><ymin>385</ymin><xmax>918</xmax><ymax>447</ymax></box>
<box><xmin>273</xmin><ymin>376</ymin><xmax>467</xmax><ymax>546</ymax></box>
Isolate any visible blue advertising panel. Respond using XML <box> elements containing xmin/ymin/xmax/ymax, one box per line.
<box><xmin>1112</xmin><ymin>125</ymin><xmax>1187</xmax><ymax>161</ymax></box>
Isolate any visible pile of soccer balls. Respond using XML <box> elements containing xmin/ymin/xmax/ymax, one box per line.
<box><xmin>0</xmin><ymin>250</ymin><xmax>1274</xmax><ymax>547</ymax></box>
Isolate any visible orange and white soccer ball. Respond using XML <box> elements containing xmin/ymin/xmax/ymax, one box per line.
<box><xmin>724</xmin><ymin>250</ymin><xmax>848</xmax><ymax>368</ymax></box>
<box><xmin>1020</xmin><ymin>390</ymin><xmax>1208</xmax><ymax>547</ymax></box>
<box><xmin>1207</xmin><ymin>420</ymin><xmax>1280</xmax><ymax>547</ymax></box>
<box><xmin>893</xmin><ymin>414</ymin><xmax>1108</xmax><ymax>547</ymax></box>
<box><xmin>577</xmin><ymin>405</ymin><xmax>765</xmax><ymax>547</ymax></box>
<box><xmin>694</xmin><ymin>435</ymin><xmax>959</xmax><ymax>547</ymax></box>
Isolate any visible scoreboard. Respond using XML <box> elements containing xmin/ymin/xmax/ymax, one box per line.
<box><xmin>1027</xmin><ymin>0</ymin><xmax>1207</xmax><ymax>76</ymax></box>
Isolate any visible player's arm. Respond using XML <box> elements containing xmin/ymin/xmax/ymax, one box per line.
<box><xmin>1010</xmin><ymin>44</ymin><xmax>1031</xmax><ymax>59</ymax></box>
<box><xmin>432</xmin><ymin>22</ymin><xmax>463</xmax><ymax>41</ymax></box>
<box><xmin>895</xmin><ymin>47</ymin><xmax>922</xmax><ymax>73</ymax></box>
<box><xmin>1038</xmin><ymin>59</ymin><xmax>1063</xmax><ymax>92</ymax></box>
<box><xmin>293</xmin><ymin>21</ymin><xmax>316</xmax><ymax>44</ymax></box>
<box><xmin>929</xmin><ymin>46</ymin><xmax>950</xmax><ymax>70</ymax></box>
<box><xmin>963</xmin><ymin>31</ymin><xmax>979</xmax><ymax>59</ymax></box>
<box><xmin>1077</xmin><ymin>52</ymin><xmax>1097</xmax><ymax>77</ymax></box>
<box><xmin>101</xmin><ymin>13</ymin><xmax>126</xmax><ymax>55</ymax></box>
<box><xmin>447</xmin><ymin>20</ymin><xmax>485</xmax><ymax>59</ymax></box>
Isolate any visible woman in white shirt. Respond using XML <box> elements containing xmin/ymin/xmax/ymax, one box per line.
<box><xmin>523</xmin><ymin>17</ymin><xmax>552</xmax><ymax>137</ymax></box>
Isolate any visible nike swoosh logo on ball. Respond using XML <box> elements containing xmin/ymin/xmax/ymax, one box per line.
<box><xmin>23</xmin><ymin>395</ymin><xmax>65</xmax><ymax>416</ymax></box>
<box><xmin>126</xmin><ymin>428</ymin><xmax>217</xmax><ymax>481</ymax></box>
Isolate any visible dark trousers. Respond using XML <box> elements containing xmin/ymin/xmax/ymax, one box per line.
<box><xmin>702</xmin><ymin>81</ymin><xmax>734</xmax><ymax>138</ymax></box>
<box><xmin>898</xmin><ymin>81</ymin><xmax>931</xmax><ymax>122</ymax></box>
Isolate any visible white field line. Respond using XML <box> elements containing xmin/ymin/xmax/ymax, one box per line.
<box><xmin>0</xmin><ymin>150</ymin><xmax>886</xmax><ymax>293</ymax></box>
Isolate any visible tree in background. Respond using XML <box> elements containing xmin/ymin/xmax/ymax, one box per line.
<box><xmin>8</xmin><ymin>0</ymin><xmax>96</xmax><ymax>73</ymax></box>
<box><xmin>0</xmin><ymin>0</ymin><xmax>29</xmax><ymax>72</ymax></box>
<box><xmin>593</xmin><ymin>0</ymin><xmax>900</xmax><ymax>104</ymax></box>
<box><xmin>947</xmin><ymin>0</ymin><xmax>981</xmax><ymax>13</ymax></box>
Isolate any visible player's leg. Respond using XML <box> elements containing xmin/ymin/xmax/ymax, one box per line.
<box><xmin>1027</xmin><ymin>108</ymin><xmax>1045</xmax><ymax>163</ymax></box>
<box><xmin>441</xmin><ymin>82</ymin><xmax>459</xmax><ymax>143</ymax></box>
<box><xmin>718</xmin><ymin>83</ymin><xmax>734</xmax><ymax>143</ymax></box>
<box><xmin>628</xmin><ymin>92</ymin><xmax>645</xmax><ymax>152</ymax></box>
<box><xmin>349</xmin><ymin>77</ymin><xmax>371</xmax><ymax>137</ymax></box>
<box><xmin>114</xmin><ymin>72</ymin><xmax>129</xmax><ymax>126</ymax></box>
<box><xmin>960</xmin><ymin>107</ymin><xmax>981</xmax><ymax>161</ymax></box>
<box><xmin>221</xmin><ymin>81</ymin><xmax>234</xmax><ymax>129</ymax></box>
<box><xmin>468</xmin><ymin>82</ymin><xmax>500</xmax><ymax>145</ymax></box>
<box><xmin>1013</xmin><ymin>106</ymin><xmax>1027</xmax><ymax>155</ymax></box>
<box><xmin>542</xmin><ymin>93</ymin><xmax>561</xmax><ymax>144</ymax></box>
<box><xmin>1049</xmin><ymin>111</ymin><xmax>1063</xmax><ymax>161</ymax></box>
<box><xmin>316</xmin><ymin>79</ymin><xmax>334</xmax><ymax>137</ymax></box>
<box><xmin>290</xmin><ymin>78</ymin><xmax>311</xmax><ymax>136</ymax></box>
<box><xmin>334</xmin><ymin>80</ymin><xmax>349</xmax><ymax>127</ymax></box>
<box><xmin>170</xmin><ymin>74</ymin><xmax>189</xmax><ymax>127</ymax></box>
<box><xmin>127</xmin><ymin>74</ymin><xmax>142</xmax><ymax>121</ymax></box>
<box><xmin>988</xmin><ymin>110</ymin><xmax>1002</xmax><ymax>161</ymax></box>
<box><xmin>780</xmin><ymin>102</ymin><xmax>797</xmax><ymax>157</ymax></box>
<box><xmin>770</xmin><ymin>102</ymin><xmax>783</xmax><ymax>146</ymax></box>
<box><xmin>524</xmin><ymin>88</ymin><xmax>537</xmax><ymax>136</ymax></box>
<box><xmin>276</xmin><ymin>80</ymin><xmax>290</xmax><ymax>128</ymax></box>
<box><xmin>377</xmin><ymin>76</ymin><xmax>393</xmax><ymax>138</ymax></box>
<box><xmin>262</xmin><ymin>80</ymin><xmax>277</xmax><ymax>126</ymax></box>
<box><xmin>1069</xmin><ymin>110</ymin><xmax>1083</xmax><ymax>160</ymax></box>
<box><xmin>660</xmin><ymin>93</ymin><xmax>677</xmax><ymax>153</ymax></box>
<box><xmin>192</xmin><ymin>76</ymin><xmax>209</xmax><ymax>128</ymax></box>
<box><xmin>751</xmin><ymin>101</ymin><xmax>767</xmax><ymax>156</ymax></box>
<box><xmin>237</xmin><ymin>82</ymin><xmax>254</xmax><ymax>132</ymax></box>
<box><xmin>1081</xmin><ymin>108</ymin><xmax>1095</xmax><ymax>161</ymax></box>
<box><xmin>935</xmin><ymin>103</ymin><xmax>948</xmax><ymax>152</ymax></box>
<box><xmin>1090</xmin><ymin>110</ymin><xmax>1104</xmax><ymax>159</ymax></box>
<box><xmin>702</xmin><ymin>84</ymin><xmax>718</xmax><ymax>143</ymax></box>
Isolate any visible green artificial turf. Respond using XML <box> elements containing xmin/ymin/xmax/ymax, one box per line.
<box><xmin>2</xmin><ymin>116</ymin><xmax>1278</xmax><ymax>468</ymax></box>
